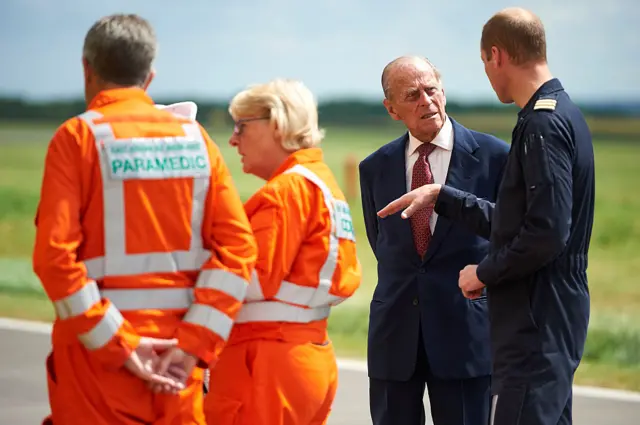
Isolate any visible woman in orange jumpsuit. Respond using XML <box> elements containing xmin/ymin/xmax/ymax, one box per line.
<box><xmin>202</xmin><ymin>79</ymin><xmax>362</xmax><ymax>425</ymax></box>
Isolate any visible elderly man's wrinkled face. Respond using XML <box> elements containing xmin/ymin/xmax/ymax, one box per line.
<box><xmin>228</xmin><ymin>116</ymin><xmax>278</xmax><ymax>180</ymax></box>
<box><xmin>383</xmin><ymin>62</ymin><xmax>447</xmax><ymax>143</ymax></box>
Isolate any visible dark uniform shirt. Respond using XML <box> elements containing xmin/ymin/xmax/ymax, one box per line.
<box><xmin>434</xmin><ymin>78</ymin><xmax>595</xmax><ymax>395</ymax></box>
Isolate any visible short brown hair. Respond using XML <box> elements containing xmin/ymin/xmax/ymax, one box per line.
<box><xmin>82</xmin><ymin>14</ymin><xmax>157</xmax><ymax>86</ymax></box>
<box><xmin>481</xmin><ymin>8</ymin><xmax>547</xmax><ymax>65</ymax></box>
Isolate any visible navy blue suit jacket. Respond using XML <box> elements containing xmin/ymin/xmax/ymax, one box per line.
<box><xmin>359</xmin><ymin>117</ymin><xmax>510</xmax><ymax>381</ymax></box>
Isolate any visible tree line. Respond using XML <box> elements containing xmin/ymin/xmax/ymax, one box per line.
<box><xmin>1</xmin><ymin>96</ymin><xmax>638</xmax><ymax>141</ymax></box>
<box><xmin>1</xmin><ymin>96</ymin><xmax>636</xmax><ymax>124</ymax></box>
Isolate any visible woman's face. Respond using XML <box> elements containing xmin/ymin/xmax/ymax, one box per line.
<box><xmin>229</xmin><ymin>116</ymin><xmax>281</xmax><ymax>180</ymax></box>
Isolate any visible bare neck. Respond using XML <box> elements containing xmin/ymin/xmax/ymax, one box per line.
<box><xmin>509</xmin><ymin>62</ymin><xmax>554</xmax><ymax>109</ymax></box>
<box><xmin>260</xmin><ymin>150</ymin><xmax>291</xmax><ymax>181</ymax></box>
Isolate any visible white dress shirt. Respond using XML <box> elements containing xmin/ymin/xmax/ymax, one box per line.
<box><xmin>405</xmin><ymin>116</ymin><xmax>454</xmax><ymax>234</ymax></box>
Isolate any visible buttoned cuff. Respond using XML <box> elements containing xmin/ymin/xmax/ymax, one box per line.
<box><xmin>434</xmin><ymin>184</ymin><xmax>464</xmax><ymax>218</ymax></box>
<box><xmin>476</xmin><ymin>256</ymin><xmax>496</xmax><ymax>287</ymax></box>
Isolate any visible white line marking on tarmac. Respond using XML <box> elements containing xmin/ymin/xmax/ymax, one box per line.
<box><xmin>2</xmin><ymin>317</ymin><xmax>640</xmax><ymax>403</ymax></box>
<box><xmin>0</xmin><ymin>317</ymin><xmax>52</xmax><ymax>334</ymax></box>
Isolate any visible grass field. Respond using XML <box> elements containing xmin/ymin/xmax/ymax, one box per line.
<box><xmin>1</xmin><ymin>117</ymin><xmax>639</xmax><ymax>391</ymax></box>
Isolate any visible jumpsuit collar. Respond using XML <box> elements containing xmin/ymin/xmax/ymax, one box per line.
<box><xmin>518</xmin><ymin>77</ymin><xmax>564</xmax><ymax>118</ymax></box>
<box><xmin>87</xmin><ymin>87</ymin><xmax>155</xmax><ymax>110</ymax></box>
<box><xmin>270</xmin><ymin>148</ymin><xmax>324</xmax><ymax>180</ymax></box>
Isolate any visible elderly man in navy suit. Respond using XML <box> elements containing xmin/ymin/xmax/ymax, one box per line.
<box><xmin>359</xmin><ymin>55</ymin><xmax>510</xmax><ymax>425</ymax></box>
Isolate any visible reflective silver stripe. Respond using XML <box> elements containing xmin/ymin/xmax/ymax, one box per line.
<box><xmin>282</xmin><ymin>165</ymin><xmax>340</xmax><ymax>308</ymax></box>
<box><xmin>175</xmin><ymin>269</ymin><xmax>249</xmax><ymax>339</ymax></box>
<box><xmin>490</xmin><ymin>394</ymin><xmax>498</xmax><ymax>425</ymax></box>
<box><xmin>204</xmin><ymin>368</ymin><xmax>210</xmax><ymax>392</ymax></box>
<box><xmin>77</xmin><ymin>302</ymin><xmax>124</xmax><ymax>350</ymax></box>
<box><xmin>196</xmin><ymin>269</ymin><xmax>248</xmax><ymax>302</ymax></box>
<box><xmin>235</xmin><ymin>301</ymin><xmax>330</xmax><ymax>324</ymax></box>
<box><xmin>244</xmin><ymin>270</ymin><xmax>264</xmax><ymax>302</ymax></box>
<box><xmin>238</xmin><ymin>164</ymin><xmax>352</xmax><ymax>323</ymax></box>
<box><xmin>54</xmin><ymin>280</ymin><xmax>101</xmax><ymax>319</ymax></box>
<box><xmin>67</xmin><ymin>111</ymin><xmax>215</xmax><ymax>347</ymax></box>
<box><xmin>98</xmin><ymin>268</ymin><xmax>248</xmax><ymax>312</ymax></box>
<box><xmin>101</xmin><ymin>287</ymin><xmax>193</xmax><ymax>311</ymax></box>
<box><xmin>183</xmin><ymin>304</ymin><xmax>234</xmax><ymax>340</ymax></box>
<box><xmin>274</xmin><ymin>280</ymin><xmax>345</xmax><ymax>307</ymax></box>
<box><xmin>77</xmin><ymin>110</ymin><xmax>212</xmax><ymax>279</ymax></box>
<box><xmin>83</xmin><ymin>249</ymin><xmax>210</xmax><ymax>281</ymax></box>
<box><xmin>182</xmin><ymin>121</ymin><xmax>209</xmax><ymax>255</ymax></box>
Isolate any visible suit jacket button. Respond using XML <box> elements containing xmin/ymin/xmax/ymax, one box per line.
<box><xmin>413</xmin><ymin>298</ymin><xmax>419</xmax><ymax>306</ymax></box>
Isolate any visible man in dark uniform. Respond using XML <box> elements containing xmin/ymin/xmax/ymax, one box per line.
<box><xmin>376</xmin><ymin>7</ymin><xmax>595</xmax><ymax>425</ymax></box>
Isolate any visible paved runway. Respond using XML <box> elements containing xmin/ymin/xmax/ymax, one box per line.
<box><xmin>1</xmin><ymin>319</ymin><xmax>640</xmax><ymax>425</ymax></box>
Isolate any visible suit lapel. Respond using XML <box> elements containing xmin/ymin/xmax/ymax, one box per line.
<box><xmin>422</xmin><ymin>118</ymin><xmax>480</xmax><ymax>264</ymax></box>
<box><xmin>382</xmin><ymin>133</ymin><xmax>420</xmax><ymax>260</ymax></box>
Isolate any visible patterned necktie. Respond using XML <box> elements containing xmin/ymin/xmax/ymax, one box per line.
<box><xmin>410</xmin><ymin>142</ymin><xmax>437</xmax><ymax>258</ymax></box>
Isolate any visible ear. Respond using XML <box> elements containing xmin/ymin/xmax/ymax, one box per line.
<box><xmin>383</xmin><ymin>98</ymin><xmax>401</xmax><ymax>121</ymax></box>
<box><xmin>269</xmin><ymin>117</ymin><xmax>283</xmax><ymax>142</ymax></box>
<box><xmin>491</xmin><ymin>46</ymin><xmax>503</xmax><ymax>67</ymax></box>
<box><xmin>82</xmin><ymin>57</ymin><xmax>92</xmax><ymax>83</ymax></box>
<box><xmin>143</xmin><ymin>69</ymin><xmax>156</xmax><ymax>90</ymax></box>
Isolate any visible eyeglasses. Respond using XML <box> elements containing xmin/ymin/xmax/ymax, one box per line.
<box><xmin>232</xmin><ymin>116</ymin><xmax>270</xmax><ymax>136</ymax></box>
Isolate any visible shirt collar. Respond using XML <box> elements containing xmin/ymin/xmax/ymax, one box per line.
<box><xmin>407</xmin><ymin>115</ymin><xmax>453</xmax><ymax>155</ymax></box>
<box><xmin>87</xmin><ymin>87</ymin><xmax>155</xmax><ymax>110</ymax></box>
<box><xmin>270</xmin><ymin>147</ymin><xmax>324</xmax><ymax>180</ymax></box>
<box><xmin>518</xmin><ymin>78</ymin><xmax>564</xmax><ymax>118</ymax></box>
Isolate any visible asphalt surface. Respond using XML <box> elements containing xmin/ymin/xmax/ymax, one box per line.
<box><xmin>1</xmin><ymin>325</ymin><xmax>640</xmax><ymax>425</ymax></box>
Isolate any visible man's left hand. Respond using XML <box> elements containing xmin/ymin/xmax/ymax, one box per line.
<box><xmin>377</xmin><ymin>184</ymin><xmax>442</xmax><ymax>219</ymax></box>
<box><xmin>459</xmin><ymin>265</ymin><xmax>485</xmax><ymax>299</ymax></box>
<box><xmin>149</xmin><ymin>347</ymin><xmax>199</xmax><ymax>394</ymax></box>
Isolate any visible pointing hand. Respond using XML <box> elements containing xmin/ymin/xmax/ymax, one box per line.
<box><xmin>377</xmin><ymin>184</ymin><xmax>442</xmax><ymax>219</ymax></box>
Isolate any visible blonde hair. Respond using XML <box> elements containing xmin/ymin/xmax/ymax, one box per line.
<box><xmin>229</xmin><ymin>78</ymin><xmax>325</xmax><ymax>151</ymax></box>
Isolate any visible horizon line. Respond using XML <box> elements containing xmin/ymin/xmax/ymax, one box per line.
<box><xmin>1</xmin><ymin>92</ymin><xmax>639</xmax><ymax>108</ymax></box>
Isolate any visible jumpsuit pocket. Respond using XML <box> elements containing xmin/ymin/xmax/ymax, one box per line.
<box><xmin>491</xmin><ymin>386</ymin><xmax>527</xmax><ymax>425</ymax></box>
<box><xmin>469</xmin><ymin>288</ymin><xmax>487</xmax><ymax>303</ymax></box>
<box><xmin>522</xmin><ymin>134</ymin><xmax>553</xmax><ymax>190</ymax></box>
<box><xmin>42</xmin><ymin>352</ymin><xmax>57</xmax><ymax>425</ymax></box>
<box><xmin>45</xmin><ymin>351</ymin><xmax>57</xmax><ymax>386</ymax></box>
<box><xmin>204</xmin><ymin>394</ymin><xmax>243</xmax><ymax>425</ymax></box>
<box><xmin>526</xmin><ymin>277</ymin><xmax>541</xmax><ymax>331</ymax></box>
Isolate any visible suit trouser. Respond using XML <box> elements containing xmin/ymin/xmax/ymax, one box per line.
<box><xmin>41</xmin><ymin>345</ymin><xmax>206</xmax><ymax>425</ymax></box>
<box><xmin>203</xmin><ymin>338</ymin><xmax>338</xmax><ymax>425</ymax></box>
<box><xmin>369</xmin><ymin>324</ymin><xmax>491</xmax><ymax>425</ymax></box>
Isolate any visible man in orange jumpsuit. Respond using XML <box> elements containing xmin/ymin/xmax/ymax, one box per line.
<box><xmin>32</xmin><ymin>13</ymin><xmax>257</xmax><ymax>425</ymax></box>
<box><xmin>202</xmin><ymin>79</ymin><xmax>362</xmax><ymax>425</ymax></box>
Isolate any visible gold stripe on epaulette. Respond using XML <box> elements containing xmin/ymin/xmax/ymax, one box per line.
<box><xmin>533</xmin><ymin>99</ymin><xmax>557</xmax><ymax>110</ymax></box>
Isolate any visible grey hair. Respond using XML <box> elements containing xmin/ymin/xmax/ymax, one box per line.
<box><xmin>82</xmin><ymin>14</ymin><xmax>157</xmax><ymax>87</ymax></box>
<box><xmin>381</xmin><ymin>55</ymin><xmax>443</xmax><ymax>99</ymax></box>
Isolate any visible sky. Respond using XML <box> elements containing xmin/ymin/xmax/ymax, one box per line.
<box><xmin>1</xmin><ymin>0</ymin><xmax>638</xmax><ymax>104</ymax></box>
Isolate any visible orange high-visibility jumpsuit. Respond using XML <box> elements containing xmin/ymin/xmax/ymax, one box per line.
<box><xmin>202</xmin><ymin>148</ymin><xmax>362</xmax><ymax>425</ymax></box>
<box><xmin>32</xmin><ymin>88</ymin><xmax>257</xmax><ymax>425</ymax></box>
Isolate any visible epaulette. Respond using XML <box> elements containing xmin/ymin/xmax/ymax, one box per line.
<box><xmin>533</xmin><ymin>97</ymin><xmax>557</xmax><ymax>111</ymax></box>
